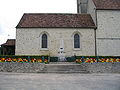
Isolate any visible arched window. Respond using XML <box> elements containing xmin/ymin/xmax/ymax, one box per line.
<box><xmin>74</xmin><ymin>34</ymin><xmax>80</xmax><ymax>48</ymax></box>
<box><xmin>42</xmin><ymin>34</ymin><xmax>47</xmax><ymax>48</ymax></box>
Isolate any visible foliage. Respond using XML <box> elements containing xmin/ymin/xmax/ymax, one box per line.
<box><xmin>0</xmin><ymin>47</ymin><xmax>1</xmax><ymax>55</ymax></box>
<box><xmin>0</xmin><ymin>55</ymin><xmax>120</xmax><ymax>64</ymax></box>
<box><xmin>66</xmin><ymin>56</ymin><xmax>76</xmax><ymax>62</ymax></box>
<box><xmin>0</xmin><ymin>55</ymin><xmax>49</xmax><ymax>64</ymax></box>
<box><xmin>75</xmin><ymin>56</ymin><xmax>120</xmax><ymax>64</ymax></box>
<box><xmin>50</xmin><ymin>57</ymin><xmax>58</xmax><ymax>62</ymax></box>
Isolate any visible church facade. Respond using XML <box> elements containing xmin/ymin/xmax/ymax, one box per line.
<box><xmin>16</xmin><ymin>0</ymin><xmax>120</xmax><ymax>56</ymax></box>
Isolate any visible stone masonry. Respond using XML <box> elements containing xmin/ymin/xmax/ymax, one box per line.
<box><xmin>0</xmin><ymin>62</ymin><xmax>120</xmax><ymax>73</ymax></box>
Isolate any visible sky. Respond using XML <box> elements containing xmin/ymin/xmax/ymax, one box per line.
<box><xmin>0</xmin><ymin>0</ymin><xmax>77</xmax><ymax>45</ymax></box>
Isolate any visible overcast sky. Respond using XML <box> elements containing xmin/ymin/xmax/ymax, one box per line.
<box><xmin>0</xmin><ymin>0</ymin><xmax>77</xmax><ymax>45</ymax></box>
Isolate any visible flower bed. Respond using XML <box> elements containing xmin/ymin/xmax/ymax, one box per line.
<box><xmin>0</xmin><ymin>56</ymin><xmax>49</xmax><ymax>64</ymax></box>
<box><xmin>75</xmin><ymin>56</ymin><xmax>120</xmax><ymax>64</ymax></box>
<box><xmin>0</xmin><ymin>56</ymin><xmax>120</xmax><ymax>64</ymax></box>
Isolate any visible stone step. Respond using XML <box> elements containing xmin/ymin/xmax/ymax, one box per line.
<box><xmin>42</xmin><ymin>63</ymin><xmax>89</xmax><ymax>73</ymax></box>
<box><xmin>39</xmin><ymin>71</ymin><xmax>89</xmax><ymax>73</ymax></box>
<box><xmin>49</xmin><ymin>62</ymin><xmax>76</xmax><ymax>64</ymax></box>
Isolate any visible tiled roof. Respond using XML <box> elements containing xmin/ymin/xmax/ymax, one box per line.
<box><xmin>1</xmin><ymin>39</ymin><xmax>15</xmax><ymax>46</ymax></box>
<box><xmin>93</xmin><ymin>0</ymin><xmax>120</xmax><ymax>10</ymax></box>
<box><xmin>16</xmin><ymin>13</ymin><xmax>95</xmax><ymax>28</ymax></box>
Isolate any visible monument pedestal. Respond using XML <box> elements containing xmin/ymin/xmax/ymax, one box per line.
<box><xmin>58</xmin><ymin>38</ymin><xmax>66</xmax><ymax>62</ymax></box>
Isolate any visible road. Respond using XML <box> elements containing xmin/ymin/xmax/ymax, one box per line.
<box><xmin>0</xmin><ymin>72</ymin><xmax>120</xmax><ymax>90</ymax></box>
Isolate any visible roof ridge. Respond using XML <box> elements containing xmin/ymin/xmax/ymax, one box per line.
<box><xmin>24</xmin><ymin>13</ymin><xmax>91</xmax><ymax>15</ymax></box>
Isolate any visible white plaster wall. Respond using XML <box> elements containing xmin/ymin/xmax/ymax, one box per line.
<box><xmin>96</xmin><ymin>10</ymin><xmax>120</xmax><ymax>56</ymax></box>
<box><xmin>16</xmin><ymin>28</ymin><xmax>95</xmax><ymax>56</ymax></box>
<box><xmin>87</xmin><ymin>0</ymin><xmax>96</xmax><ymax>25</ymax></box>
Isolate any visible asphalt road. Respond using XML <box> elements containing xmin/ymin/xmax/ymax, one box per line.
<box><xmin>0</xmin><ymin>72</ymin><xmax>120</xmax><ymax>90</ymax></box>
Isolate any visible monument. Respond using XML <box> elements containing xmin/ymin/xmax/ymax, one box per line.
<box><xmin>58</xmin><ymin>38</ymin><xmax>66</xmax><ymax>61</ymax></box>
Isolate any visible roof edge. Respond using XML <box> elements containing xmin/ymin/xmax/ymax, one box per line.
<box><xmin>96</xmin><ymin>8</ymin><xmax>120</xmax><ymax>10</ymax></box>
<box><xmin>92</xmin><ymin>0</ymin><xmax>120</xmax><ymax>10</ymax></box>
<box><xmin>1</xmin><ymin>39</ymin><xmax>15</xmax><ymax>46</ymax></box>
<box><xmin>22</xmin><ymin>13</ymin><xmax>88</xmax><ymax>15</ymax></box>
<box><xmin>16</xmin><ymin>13</ymin><xmax>26</xmax><ymax>28</ymax></box>
<box><xmin>16</xmin><ymin>26</ymin><xmax>97</xmax><ymax>29</ymax></box>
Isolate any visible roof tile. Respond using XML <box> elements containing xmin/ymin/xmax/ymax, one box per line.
<box><xmin>93</xmin><ymin>0</ymin><xmax>120</xmax><ymax>9</ymax></box>
<box><xmin>1</xmin><ymin>39</ymin><xmax>15</xmax><ymax>46</ymax></box>
<box><xmin>16</xmin><ymin>13</ymin><xmax>95</xmax><ymax>28</ymax></box>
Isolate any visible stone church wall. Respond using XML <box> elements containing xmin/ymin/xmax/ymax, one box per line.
<box><xmin>96</xmin><ymin>10</ymin><xmax>120</xmax><ymax>56</ymax></box>
<box><xmin>87</xmin><ymin>0</ymin><xmax>96</xmax><ymax>25</ymax></box>
<box><xmin>16</xmin><ymin>28</ymin><xmax>95</xmax><ymax>56</ymax></box>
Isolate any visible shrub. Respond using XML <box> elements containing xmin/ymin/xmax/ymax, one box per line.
<box><xmin>66</xmin><ymin>56</ymin><xmax>76</xmax><ymax>62</ymax></box>
<box><xmin>50</xmin><ymin>57</ymin><xmax>58</xmax><ymax>62</ymax></box>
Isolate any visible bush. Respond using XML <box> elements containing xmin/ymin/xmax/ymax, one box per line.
<box><xmin>50</xmin><ymin>57</ymin><xmax>58</xmax><ymax>62</ymax></box>
<box><xmin>66</xmin><ymin>56</ymin><xmax>76</xmax><ymax>62</ymax></box>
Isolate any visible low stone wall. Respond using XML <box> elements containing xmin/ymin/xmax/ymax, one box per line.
<box><xmin>0</xmin><ymin>62</ymin><xmax>45</xmax><ymax>73</ymax></box>
<box><xmin>0</xmin><ymin>62</ymin><xmax>120</xmax><ymax>73</ymax></box>
<box><xmin>82</xmin><ymin>63</ymin><xmax>120</xmax><ymax>73</ymax></box>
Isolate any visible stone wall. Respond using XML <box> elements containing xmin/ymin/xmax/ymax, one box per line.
<box><xmin>0</xmin><ymin>62</ymin><xmax>120</xmax><ymax>73</ymax></box>
<box><xmin>0</xmin><ymin>62</ymin><xmax>45</xmax><ymax>73</ymax></box>
<box><xmin>87</xmin><ymin>0</ymin><xmax>96</xmax><ymax>25</ymax></box>
<box><xmin>84</xmin><ymin>63</ymin><xmax>120</xmax><ymax>73</ymax></box>
<box><xmin>96</xmin><ymin>10</ymin><xmax>120</xmax><ymax>56</ymax></box>
<box><xmin>16</xmin><ymin>28</ymin><xmax>95</xmax><ymax>56</ymax></box>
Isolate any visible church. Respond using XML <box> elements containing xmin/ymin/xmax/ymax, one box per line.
<box><xmin>15</xmin><ymin>0</ymin><xmax>120</xmax><ymax>57</ymax></box>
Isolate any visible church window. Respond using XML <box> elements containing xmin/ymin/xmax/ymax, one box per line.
<box><xmin>42</xmin><ymin>34</ymin><xmax>47</xmax><ymax>48</ymax></box>
<box><xmin>74</xmin><ymin>34</ymin><xmax>80</xmax><ymax>48</ymax></box>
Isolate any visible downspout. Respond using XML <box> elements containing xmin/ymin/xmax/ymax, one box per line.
<box><xmin>94</xmin><ymin>27</ymin><xmax>97</xmax><ymax>56</ymax></box>
<box><xmin>95</xmin><ymin>9</ymin><xmax>98</xmax><ymax>56</ymax></box>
